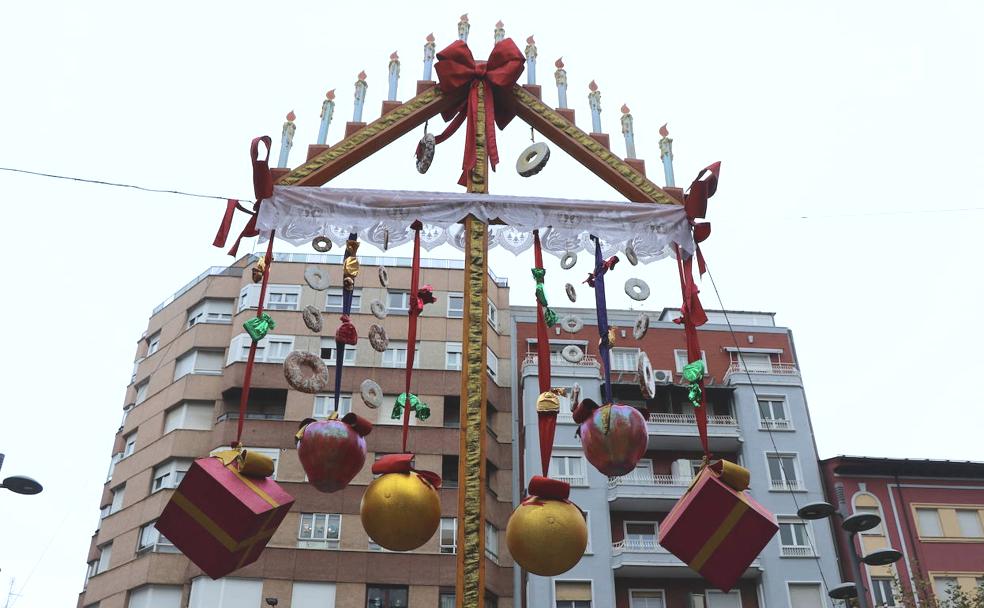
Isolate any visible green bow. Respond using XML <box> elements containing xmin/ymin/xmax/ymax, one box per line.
<box><xmin>531</xmin><ymin>267</ymin><xmax>557</xmax><ymax>327</ymax></box>
<box><xmin>391</xmin><ymin>392</ymin><xmax>431</xmax><ymax>422</ymax></box>
<box><xmin>683</xmin><ymin>360</ymin><xmax>705</xmax><ymax>408</ymax></box>
<box><xmin>534</xmin><ymin>283</ymin><xmax>549</xmax><ymax>307</ymax></box>
<box><xmin>543</xmin><ymin>307</ymin><xmax>558</xmax><ymax>328</ymax></box>
<box><xmin>243</xmin><ymin>313</ymin><xmax>275</xmax><ymax>342</ymax></box>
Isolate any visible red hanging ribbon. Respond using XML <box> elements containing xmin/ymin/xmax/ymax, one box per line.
<box><xmin>235</xmin><ymin>231</ymin><xmax>276</xmax><ymax>446</ymax></box>
<box><xmin>213</xmin><ymin>136</ymin><xmax>275</xmax><ymax>256</ymax></box>
<box><xmin>433</xmin><ymin>39</ymin><xmax>525</xmax><ymax>186</ymax></box>
<box><xmin>532</xmin><ymin>231</ymin><xmax>557</xmax><ymax>477</ymax></box>
<box><xmin>683</xmin><ymin>161</ymin><xmax>721</xmax><ymax>276</ymax></box>
<box><xmin>401</xmin><ymin>221</ymin><xmax>428</xmax><ymax>453</ymax></box>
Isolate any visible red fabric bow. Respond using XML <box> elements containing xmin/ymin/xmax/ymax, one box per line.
<box><xmin>433</xmin><ymin>39</ymin><xmax>525</xmax><ymax>186</ymax></box>
<box><xmin>571</xmin><ymin>398</ymin><xmax>602</xmax><ymax>425</ymax></box>
<box><xmin>371</xmin><ymin>453</ymin><xmax>442</xmax><ymax>490</ymax></box>
<box><xmin>213</xmin><ymin>136</ymin><xmax>275</xmax><ymax>256</ymax></box>
<box><xmin>335</xmin><ymin>315</ymin><xmax>358</xmax><ymax>346</ymax></box>
<box><xmin>583</xmin><ymin>255</ymin><xmax>619</xmax><ymax>287</ymax></box>
<box><xmin>684</xmin><ymin>162</ymin><xmax>721</xmax><ymax>276</ymax></box>
<box><xmin>526</xmin><ymin>475</ymin><xmax>571</xmax><ymax>501</ymax></box>
<box><xmin>410</xmin><ymin>284</ymin><xmax>437</xmax><ymax>315</ymax></box>
<box><xmin>297</xmin><ymin>412</ymin><xmax>374</xmax><ymax>438</ymax></box>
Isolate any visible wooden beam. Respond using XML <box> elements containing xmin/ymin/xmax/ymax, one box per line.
<box><xmin>277</xmin><ymin>85</ymin><xmax>464</xmax><ymax>187</ymax></box>
<box><xmin>511</xmin><ymin>85</ymin><xmax>682</xmax><ymax>205</ymax></box>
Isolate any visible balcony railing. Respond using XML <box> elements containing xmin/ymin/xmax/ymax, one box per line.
<box><xmin>608</xmin><ymin>474</ymin><xmax>692</xmax><ymax>490</ymax></box>
<box><xmin>523</xmin><ymin>354</ymin><xmax>601</xmax><ymax>369</ymax></box>
<box><xmin>780</xmin><ymin>545</ymin><xmax>816</xmax><ymax>558</ymax></box>
<box><xmin>724</xmin><ymin>362</ymin><xmax>800</xmax><ymax>380</ymax></box>
<box><xmin>759</xmin><ymin>418</ymin><xmax>794</xmax><ymax>431</ymax></box>
<box><xmin>216</xmin><ymin>411</ymin><xmax>286</xmax><ymax>422</ymax></box>
<box><xmin>647</xmin><ymin>412</ymin><xmax>737</xmax><ymax>426</ymax></box>
<box><xmin>553</xmin><ymin>474</ymin><xmax>588</xmax><ymax>487</ymax></box>
<box><xmin>152</xmin><ymin>266</ymin><xmax>244</xmax><ymax>315</ymax></box>
<box><xmin>611</xmin><ymin>538</ymin><xmax>670</xmax><ymax>555</ymax></box>
<box><xmin>770</xmin><ymin>479</ymin><xmax>806</xmax><ymax>491</ymax></box>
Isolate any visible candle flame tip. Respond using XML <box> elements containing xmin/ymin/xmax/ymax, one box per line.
<box><xmin>496</xmin><ymin>19</ymin><xmax>504</xmax><ymax>27</ymax></box>
<box><xmin>358</xmin><ymin>70</ymin><xmax>367</xmax><ymax>80</ymax></box>
<box><xmin>555</xmin><ymin>57</ymin><xmax>564</xmax><ymax>68</ymax></box>
<box><xmin>460</xmin><ymin>13</ymin><xmax>468</xmax><ymax>21</ymax></box>
<box><xmin>390</xmin><ymin>51</ymin><xmax>399</xmax><ymax>60</ymax></box>
<box><xmin>426</xmin><ymin>32</ymin><xmax>435</xmax><ymax>42</ymax></box>
<box><xmin>286</xmin><ymin>110</ymin><xmax>296</xmax><ymax>122</ymax></box>
<box><xmin>526</xmin><ymin>35</ymin><xmax>535</xmax><ymax>44</ymax></box>
<box><xmin>659</xmin><ymin>123</ymin><xmax>669</xmax><ymax>137</ymax></box>
<box><xmin>588</xmin><ymin>80</ymin><xmax>598</xmax><ymax>91</ymax></box>
<box><xmin>621</xmin><ymin>104</ymin><xmax>630</xmax><ymax>114</ymax></box>
<box><xmin>326</xmin><ymin>89</ymin><xmax>336</xmax><ymax>100</ymax></box>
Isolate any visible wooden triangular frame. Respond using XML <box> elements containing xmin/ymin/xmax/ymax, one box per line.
<box><xmin>278</xmin><ymin>83</ymin><xmax>681</xmax><ymax>205</ymax></box>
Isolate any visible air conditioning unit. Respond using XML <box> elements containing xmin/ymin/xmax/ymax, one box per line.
<box><xmin>653</xmin><ymin>369</ymin><xmax>674</xmax><ymax>384</ymax></box>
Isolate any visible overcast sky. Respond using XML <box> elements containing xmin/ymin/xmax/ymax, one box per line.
<box><xmin>2</xmin><ymin>1</ymin><xmax>982</xmax><ymax>606</ymax></box>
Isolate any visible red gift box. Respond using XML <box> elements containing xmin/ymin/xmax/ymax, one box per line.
<box><xmin>658</xmin><ymin>460</ymin><xmax>778</xmax><ymax>592</ymax></box>
<box><xmin>156</xmin><ymin>451</ymin><xmax>294</xmax><ymax>579</ymax></box>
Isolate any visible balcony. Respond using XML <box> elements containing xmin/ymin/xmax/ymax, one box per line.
<box><xmin>645</xmin><ymin>412</ymin><xmax>741</xmax><ymax>451</ymax></box>
<box><xmin>723</xmin><ymin>362</ymin><xmax>801</xmax><ymax>386</ymax></box>
<box><xmin>780</xmin><ymin>545</ymin><xmax>816</xmax><ymax>558</ymax></box>
<box><xmin>769</xmin><ymin>479</ymin><xmax>806</xmax><ymax>492</ymax></box>
<box><xmin>608</xmin><ymin>473</ymin><xmax>691</xmax><ymax>510</ymax></box>
<box><xmin>554</xmin><ymin>474</ymin><xmax>588</xmax><ymax>488</ymax></box>
<box><xmin>759</xmin><ymin>418</ymin><xmax>794</xmax><ymax>431</ymax></box>
<box><xmin>522</xmin><ymin>354</ymin><xmax>601</xmax><ymax>379</ymax></box>
<box><xmin>611</xmin><ymin>539</ymin><xmax>762</xmax><ymax>579</ymax></box>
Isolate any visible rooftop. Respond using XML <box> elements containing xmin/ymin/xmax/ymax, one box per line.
<box><xmin>826</xmin><ymin>455</ymin><xmax>984</xmax><ymax>479</ymax></box>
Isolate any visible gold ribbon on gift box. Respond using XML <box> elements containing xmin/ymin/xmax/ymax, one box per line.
<box><xmin>686</xmin><ymin>459</ymin><xmax>752</xmax><ymax>571</ymax></box>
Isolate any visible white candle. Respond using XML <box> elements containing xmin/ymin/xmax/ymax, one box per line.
<box><xmin>278</xmin><ymin>110</ymin><xmax>296</xmax><ymax>168</ymax></box>
<box><xmin>353</xmin><ymin>71</ymin><xmax>368</xmax><ymax>123</ymax></box>
<box><xmin>525</xmin><ymin>36</ymin><xmax>537</xmax><ymax>85</ymax></box>
<box><xmin>423</xmin><ymin>33</ymin><xmax>436</xmax><ymax>81</ymax></box>
<box><xmin>659</xmin><ymin>123</ymin><xmax>675</xmax><ymax>187</ymax></box>
<box><xmin>588</xmin><ymin>80</ymin><xmax>602</xmax><ymax>133</ymax></box>
<box><xmin>458</xmin><ymin>14</ymin><xmax>470</xmax><ymax>42</ymax></box>
<box><xmin>621</xmin><ymin>104</ymin><xmax>636</xmax><ymax>159</ymax></box>
<box><xmin>317</xmin><ymin>90</ymin><xmax>335</xmax><ymax>145</ymax></box>
<box><xmin>387</xmin><ymin>52</ymin><xmax>400</xmax><ymax>101</ymax></box>
<box><xmin>494</xmin><ymin>20</ymin><xmax>505</xmax><ymax>43</ymax></box>
<box><xmin>554</xmin><ymin>57</ymin><xmax>568</xmax><ymax>108</ymax></box>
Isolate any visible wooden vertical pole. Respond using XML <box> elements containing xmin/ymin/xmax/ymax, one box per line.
<box><xmin>457</xmin><ymin>81</ymin><xmax>490</xmax><ymax>608</ymax></box>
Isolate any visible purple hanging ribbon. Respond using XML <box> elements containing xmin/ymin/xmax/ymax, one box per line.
<box><xmin>591</xmin><ymin>236</ymin><xmax>614</xmax><ymax>404</ymax></box>
<box><xmin>333</xmin><ymin>232</ymin><xmax>358</xmax><ymax>411</ymax></box>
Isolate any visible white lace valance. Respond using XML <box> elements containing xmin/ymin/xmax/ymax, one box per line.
<box><xmin>258</xmin><ymin>186</ymin><xmax>694</xmax><ymax>262</ymax></box>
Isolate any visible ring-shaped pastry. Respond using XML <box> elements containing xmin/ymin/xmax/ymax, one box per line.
<box><xmin>284</xmin><ymin>351</ymin><xmax>330</xmax><ymax>394</ymax></box>
<box><xmin>378</xmin><ymin>266</ymin><xmax>389</xmax><ymax>288</ymax></box>
<box><xmin>312</xmin><ymin>236</ymin><xmax>332</xmax><ymax>252</ymax></box>
<box><xmin>565</xmin><ymin>283</ymin><xmax>577</xmax><ymax>302</ymax></box>
<box><xmin>625</xmin><ymin>242</ymin><xmax>639</xmax><ymax>266</ymax></box>
<box><xmin>561</xmin><ymin>344</ymin><xmax>584</xmax><ymax>363</ymax></box>
<box><xmin>624</xmin><ymin>278</ymin><xmax>651</xmax><ymax>301</ymax></box>
<box><xmin>637</xmin><ymin>351</ymin><xmax>656</xmax><ymax>399</ymax></box>
<box><xmin>368</xmin><ymin>324</ymin><xmax>389</xmax><ymax>352</ymax></box>
<box><xmin>302</xmin><ymin>305</ymin><xmax>323</xmax><ymax>333</ymax></box>
<box><xmin>632</xmin><ymin>313</ymin><xmax>650</xmax><ymax>340</ymax></box>
<box><xmin>360</xmin><ymin>379</ymin><xmax>383</xmax><ymax>409</ymax></box>
<box><xmin>370</xmin><ymin>299</ymin><xmax>387</xmax><ymax>320</ymax></box>
<box><xmin>416</xmin><ymin>133</ymin><xmax>436</xmax><ymax>174</ymax></box>
<box><xmin>560</xmin><ymin>252</ymin><xmax>578</xmax><ymax>270</ymax></box>
<box><xmin>516</xmin><ymin>142</ymin><xmax>551</xmax><ymax>177</ymax></box>
<box><xmin>560</xmin><ymin>314</ymin><xmax>584</xmax><ymax>333</ymax></box>
<box><xmin>304</xmin><ymin>266</ymin><xmax>331</xmax><ymax>291</ymax></box>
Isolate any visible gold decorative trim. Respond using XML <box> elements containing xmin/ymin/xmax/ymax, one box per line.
<box><xmin>467</xmin><ymin>82</ymin><xmax>488</xmax><ymax>193</ymax></box>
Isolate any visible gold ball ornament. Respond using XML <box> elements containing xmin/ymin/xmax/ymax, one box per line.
<box><xmin>360</xmin><ymin>472</ymin><xmax>441</xmax><ymax>551</ymax></box>
<box><xmin>506</xmin><ymin>497</ymin><xmax>587</xmax><ymax>576</ymax></box>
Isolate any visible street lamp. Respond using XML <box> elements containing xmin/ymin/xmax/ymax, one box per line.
<box><xmin>798</xmin><ymin>501</ymin><xmax>903</xmax><ymax>608</ymax></box>
<box><xmin>0</xmin><ymin>453</ymin><xmax>43</xmax><ymax>495</ymax></box>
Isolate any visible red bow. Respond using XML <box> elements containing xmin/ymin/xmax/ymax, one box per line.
<box><xmin>434</xmin><ymin>39</ymin><xmax>525</xmax><ymax>186</ymax></box>
<box><xmin>297</xmin><ymin>412</ymin><xmax>374</xmax><ymax>439</ymax></box>
<box><xmin>335</xmin><ymin>314</ymin><xmax>358</xmax><ymax>346</ymax></box>
<box><xmin>583</xmin><ymin>255</ymin><xmax>619</xmax><ymax>287</ymax></box>
<box><xmin>410</xmin><ymin>284</ymin><xmax>437</xmax><ymax>315</ymax></box>
<box><xmin>526</xmin><ymin>475</ymin><xmax>571</xmax><ymax>501</ymax></box>
<box><xmin>684</xmin><ymin>162</ymin><xmax>721</xmax><ymax>276</ymax></box>
<box><xmin>371</xmin><ymin>453</ymin><xmax>442</xmax><ymax>490</ymax></box>
<box><xmin>213</xmin><ymin>137</ymin><xmax>275</xmax><ymax>256</ymax></box>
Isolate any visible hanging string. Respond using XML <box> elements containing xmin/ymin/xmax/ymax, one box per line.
<box><xmin>235</xmin><ymin>231</ymin><xmax>276</xmax><ymax>446</ymax></box>
<box><xmin>333</xmin><ymin>233</ymin><xmax>359</xmax><ymax>411</ymax></box>
<box><xmin>590</xmin><ymin>236</ymin><xmax>614</xmax><ymax>405</ymax></box>
<box><xmin>401</xmin><ymin>221</ymin><xmax>424</xmax><ymax>453</ymax></box>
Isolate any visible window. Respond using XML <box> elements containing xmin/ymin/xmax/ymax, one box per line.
<box><xmin>446</xmin><ymin>342</ymin><xmax>462</xmax><ymax>370</ymax></box>
<box><xmin>555</xmin><ymin>581</ymin><xmax>591</xmax><ymax>608</ymax></box>
<box><xmin>146</xmin><ymin>332</ymin><xmax>161</xmax><ymax>356</ymax></box>
<box><xmin>778</xmin><ymin>518</ymin><xmax>814</xmax><ymax>557</ymax></box>
<box><xmin>187</xmin><ymin>298</ymin><xmax>233</xmax><ymax>327</ymax></box>
<box><xmin>164</xmin><ymin>401</ymin><xmax>214</xmax><ymax>433</ymax></box>
<box><xmin>550</xmin><ymin>456</ymin><xmax>586</xmax><ymax>485</ymax></box>
<box><xmin>486</xmin><ymin>346</ymin><xmax>498</xmax><ymax>380</ymax></box>
<box><xmin>917</xmin><ymin>508</ymin><xmax>944</xmax><ymax>537</ymax></box>
<box><xmin>448</xmin><ymin>293</ymin><xmax>464</xmax><ymax>318</ymax></box>
<box><xmin>96</xmin><ymin>542</ymin><xmax>113</xmax><ymax>574</ymax></box>
<box><xmin>758</xmin><ymin>398</ymin><xmax>792</xmax><ymax>430</ymax></box>
<box><xmin>624</xmin><ymin>522</ymin><xmax>658</xmax><ymax>550</ymax></box>
<box><xmin>871</xmin><ymin>577</ymin><xmax>896</xmax><ymax>606</ymax></box>
<box><xmin>174</xmin><ymin>349</ymin><xmax>224</xmax><ymax>380</ymax></box>
<box><xmin>267</xmin><ymin>287</ymin><xmax>300</xmax><ymax>310</ymax></box>
<box><xmin>387</xmin><ymin>291</ymin><xmax>410</xmax><ymax>313</ymax></box>
<box><xmin>298</xmin><ymin>513</ymin><xmax>341</xmax><ymax>549</ymax></box>
<box><xmin>674</xmin><ymin>349</ymin><xmax>708</xmax><ymax>373</ymax></box>
<box><xmin>855</xmin><ymin>505</ymin><xmax>884</xmax><ymax>535</ymax></box>
<box><xmin>110</xmin><ymin>484</ymin><xmax>126</xmax><ymax>514</ymax></box>
<box><xmin>320</xmin><ymin>337</ymin><xmax>356</xmax><ymax>365</ymax></box>
<box><xmin>934</xmin><ymin>577</ymin><xmax>958</xmax><ymax>601</ymax></box>
<box><xmin>487</xmin><ymin>299</ymin><xmax>499</xmax><ymax>329</ymax></box>
<box><xmin>444</xmin><ymin>396</ymin><xmax>460</xmax><ymax>428</ymax></box>
<box><xmin>137</xmin><ymin>522</ymin><xmax>178</xmax><ymax>554</ymax></box>
<box><xmin>583</xmin><ymin>511</ymin><xmax>592</xmax><ymax>553</ymax></box>
<box><xmin>127</xmin><ymin>585</ymin><xmax>182</xmax><ymax>608</ymax></box>
<box><xmin>629</xmin><ymin>590</ymin><xmax>665</xmax><ymax>608</ymax></box>
<box><xmin>382</xmin><ymin>342</ymin><xmax>419</xmax><ymax>368</ymax></box>
<box><xmin>122</xmin><ymin>431</ymin><xmax>137</xmax><ymax>458</ymax></box>
<box><xmin>107</xmin><ymin>452</ymin><xmax>122</xmax><ymax>481</ymax></box>
<box><xmin>442</xmin><ymin>455</ymin><xmax>459</xmax><ymax>488</ymax></box>
<box><xmin>325</xmin><ymin>287</ymin><xmax>362</xmax><ymax>312</ymax></box>
<box><xmin>152</xmin><ymin>459</ymin><xmax>192</xmax><ymax>492</ymax></box>
<box><xmin>314</xmin><ymin>394</ymin><xmax>352</xmax><ymax>418</ymax></box>
<box><xmin>440</xmin><ymin>517</ymin><xmax>457</xmax><ymax>554</ymax></box>
<box><xmin>611</xmin><ymin>348</ymin><xmax>640</xmax><ymax>371</ymax></box>
<box><xmin>440</xmin><ymin>589</ymin><xmax>456</xmax><ymax>608</ymax></box>
<box><xmin>767</xmin><ymin>453</ymin><xmax>802</xmax><ymax>491</ymax></box>
<box><xmin>366</xmin><ymin>585</ymin><xmax>408</xmax><ymax>608</ymax></box>
<box><xmin>228</xmin><ymin>334</ymin><xmax>293</xmax><ymax>364</ymax></box>
<box><xmin>100</xmin><ymin>504</ymin><xmax>111</xmax><ymax>520</ymax></box>
<box><xmin>189</xmin><ymin>577</ymin><xmax>263</xmax><ymax>608</ymax></box>
<box><xmin>485</xmin><ymin>522</ymin><xmax>499</xmax><ymax>560</ymax></box>
<box><xmin>86</xmin><ymin>559</ymin><xmax>98</xmax><ymax>580</ymax></box>
<box><xmin>736</xmin><ymin>351</ymin><xmax>773</xmax><ymax>372</ymax></box>
<box><xmin>957</xmin><ymin>509</ymin><xmax>984</xmax><ymax>538</ymax></box>
<box><xmin>291</xmin><ymin>582</ymin><xmax>337</xmax><ymax>608</ymax></box>
<box><xmin>135</xmin><ymin>380</ymin><xmax>149</xmax><ymax>404</ymax></box>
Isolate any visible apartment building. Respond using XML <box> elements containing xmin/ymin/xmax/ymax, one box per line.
<box><xmin>820</xmin><ymin>456</ymin><xmax>984</xmax><ymax>606</ymax></box>
<box><xmin>512</xmin><ymin>306</ymin><xmax>841</xmax><ymax>608</ymax></box>
<box><xmin>79</xmin><ymin>252</ymin><xmax>515</xmax><ymax>608</ymax></box>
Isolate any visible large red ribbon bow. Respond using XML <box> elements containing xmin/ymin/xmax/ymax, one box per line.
<box><xmin>213</xmin><ymin>136</ymin><xmax>275</xmax><ymax>256</ymax></box>
<box><xmin>433</xmin><ymin>39</ymin><xmax>525</xmax><ymax>186</ymax></box>
<box><xmin>371</xmin><ymin>453</ymin><xmax>442</xmax><ymax>490</ymax></box>
<box><xmin>684</xmin><ymin>161</ymin><xmax>721</xmax><ymax>277</ymax></box>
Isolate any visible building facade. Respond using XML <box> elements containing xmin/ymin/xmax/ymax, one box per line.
<box><xmin>513</xmin><ymin>306</ymin><xmax>840</xmax><ymax>608</ymax></box>
<box><xmin>79</xmin><ymin>252</ymin><xmax>515</xmax><ymax>608</ymax></box>
<box><xmin>820</xmin><ymin>456</ymin><xmax>984</xmax><ymax>606</ymax></box>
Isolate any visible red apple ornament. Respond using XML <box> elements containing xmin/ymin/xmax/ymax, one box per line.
<box><xmin>296</xmin><ymin>413</ymin><xmax>373</xmax><ymax>492</ymax></box>
<box><xmin>572</xmin><ymin>399</ymin><xmax>647</xmax><ymax>476</ymax></box>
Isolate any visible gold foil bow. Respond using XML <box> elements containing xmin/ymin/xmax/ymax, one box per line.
<box><xmin>536</xmin><ymin>391</ymin><xmax>560</xmax><ymax>413</ymax></box>
<box><xmin>214</xmin><ymin>448</ymin><xmax>275</xmax><ymax>478</ymax></box>
<box><xmin>343</xmin><ymin>240</ymin><xmax>360</xmax><ymax>287</ymax></box>
<box><xmin>688</xmin><ymin>458</ymin><xmax>750</xmax><ymax>493</ymax></box>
